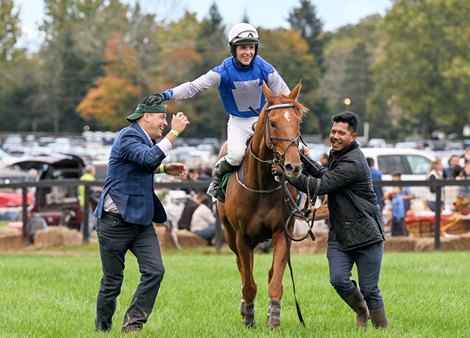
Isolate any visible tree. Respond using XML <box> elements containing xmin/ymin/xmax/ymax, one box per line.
<box><xmin>340</xmin><ymin>41</ymin><xmax>373</xmax><ymax>117</ymax></box>
<box><xmin>370</xmin><ymin>0</ymin><xmax>470</xmax><ymax>138</ymax></box>
<box><xmin>77</xmin><ymin>32</ymin><xmax>141</xmax><ymax>130</ymax></box>
<box><xmin>320</xmin><ymin>15</ymin><xmax>382</xmax><ymax>138</ymax></box>
<box><xmin>288</xmin><ymin>0</ymin><xmax>325</xmax><ymax>73</ymax></box>
<box><xmin>0</xmin><ymin>0</ymin><xmax>21</xmax><ymax>62</ymax></box>
<box><xmin>259</xmin><ymin>28</ymin><xmax>323</xmax><ymax>135</ymax></box>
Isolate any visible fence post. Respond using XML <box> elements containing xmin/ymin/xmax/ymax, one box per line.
<box><xmin>434</xmin><ymin>185</ymin><xmax>442</xmax><ymax>250</ymax></box>
<box><xmin>22</xmin><ymin>187</ymin><xmax>28</xmax><ymax>241</ymax></box>
<box><xmin>82</xmin><ymin>185</ymin><xmax>90</xmax><ymax>243</ymax></box>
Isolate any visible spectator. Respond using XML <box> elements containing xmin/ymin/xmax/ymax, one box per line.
<box><xmin>79</xmin><ymin>164</ymin><xmax>96</xmax><ymax>236</ymax></box>
<box><xmin>459</xmin><ymin>161</ymin><xmax>470</xmax><ymax>197</ymax></box>
<box><xmin>425</xmin><ymin>159</ymin><xmax>444</xmax><ymax>212</ymax></box>
<box><xmin>444</xmin><ymin>165</ymin><xmax>464</xmax><ymax>211</ymax></box>
<box><xmin>443</xmin><ymin>155</ymin><xmax>460</xmax><ymax>179</ymax></box>
<box><xmin>93</xmin><ymin>102</ymin><xmax>190</xmax><ymax>333</ymax></box>
<box><xmin>366</xmin><ymin>157</ymin><xmax>385</xmax><ymax>211</ymax></box>
<box><xmin>319</xmin><ymin>153</ymin><xmax>329</xmax><ymax>167</ymax></box>
<box><xmin>177</xmin><ymin>194</ymin><xmax>198</xmax><ymax>231</ymax></box>
<box><xmin>461</xmin><ymin>146</ymin><xmax>470</xmax><ymax>164</ymax></box>
<box><xmin>389</xmin><ymin>187</ymin><xmax>409</xmax><ymax>237</ymax></box>
<box><xmin>196</xmin><ymin>163</ymin><xmax>211</xmax><ymax>181</ymax></box>
<box><xmin>391</xmin><ymin>171</ymin><xmax>414</xmax><ymax>212</ymax></box>
<box><xmin>190</xmin><ymin>193</ymin><xmax>217</xmax><ymax>245</ymax></box>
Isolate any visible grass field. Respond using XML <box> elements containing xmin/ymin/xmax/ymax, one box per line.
<box><xmin>1</xmin><ymin>244</ymin><xmax>469</xmax><ymax>337</ymax></box>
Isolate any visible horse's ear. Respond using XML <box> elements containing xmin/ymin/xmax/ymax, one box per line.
<box><xmin>262</xmin><ymin>81</ymin><xmax>273</xmax><ymax>102</ymax></box>
<box><xmin>288</xmin><ymin>80</ymin><xmax>302</xmax><ymax>101</ymax></box>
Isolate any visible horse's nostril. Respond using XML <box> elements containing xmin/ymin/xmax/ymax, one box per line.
<box><xmin>285</xmin><ymin>163</ymin><xmax>301</xmax><ymax>176</ymax></box>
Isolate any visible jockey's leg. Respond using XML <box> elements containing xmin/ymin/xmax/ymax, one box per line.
<box><xmin>207</xmin><ymin>157</ymin><xmax>238</xmax><ymax>201</ymax></box>
<box><xmin>208</xmin><ymin>116</ymin><xmax>256</xmax><ymax>202</ymax></box>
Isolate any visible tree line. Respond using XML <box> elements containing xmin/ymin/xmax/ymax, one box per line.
<box><xmin>1</xmin><ymin>0</ymin><xmax>469</xmax><ymax>141</ymax></box>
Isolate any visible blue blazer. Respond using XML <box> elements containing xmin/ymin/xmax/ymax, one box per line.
<box><xmin>94</xmin><ymin>123</ymin><xmax>167</xmax><ymax>225</ymax></box>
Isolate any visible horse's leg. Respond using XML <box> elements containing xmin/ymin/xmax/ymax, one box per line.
<box><xmin>266</xmin><ymin>230</ymin><xmax>289</xmax><ymax>329</ymax></box>
<box><xmin>236</xmin><ymin>231</ymin><xmax>257</xmax><ymax>327</ymax></box>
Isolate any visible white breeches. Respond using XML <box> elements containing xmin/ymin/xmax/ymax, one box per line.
<box><xmin>225</xmin><ymin>115</ymin><xmax>258</xmax><ymax>166</ymax></box>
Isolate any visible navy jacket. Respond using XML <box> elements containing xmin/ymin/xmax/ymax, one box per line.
<box><xmin>94</xmin><ymin>123</ymin><xmax>167</xmax><ymax>225</ymax></box>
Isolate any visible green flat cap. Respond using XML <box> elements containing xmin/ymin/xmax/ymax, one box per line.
<box><xmin>127</xmin><ymin>103</ymin><xmax>166</xmax><ymax>122</ymax></box>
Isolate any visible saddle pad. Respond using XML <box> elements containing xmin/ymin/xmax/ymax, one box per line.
<box><xmin>221</xmin><ymin>173</ymin><xmax>230</xmax><ymax>194</ymax></box>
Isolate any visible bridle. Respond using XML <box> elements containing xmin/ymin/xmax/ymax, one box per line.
<box><xmin>263</xmin><ymin>103</ymin><xmax>301</xmax><ymax>172</ymax></box>
<box><xmin>237</xmin><ymin>103</ymin><xmax>300</xmax><ymax>193</ymax></box>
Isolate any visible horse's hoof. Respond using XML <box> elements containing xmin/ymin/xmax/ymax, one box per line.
<box><xmin>267</xmin><ymin>300</ymin><xmax>281</xmax><ymax>329</ymax></box>
<box><xmin>244</xmin><ymin>319</ymin><xmax>257</xmax><ymax>328</ymax></box>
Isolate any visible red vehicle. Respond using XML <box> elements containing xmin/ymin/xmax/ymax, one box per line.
<box><xmin>12</xmin><ymin>154</ymin><xmax>85</xmax><ymax>230</ymax></box>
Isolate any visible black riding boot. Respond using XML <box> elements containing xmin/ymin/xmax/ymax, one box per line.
<box><xmin>207</xmin><ymin>158</ymin><xmax>237</xmax><ymax>202</ymax></box>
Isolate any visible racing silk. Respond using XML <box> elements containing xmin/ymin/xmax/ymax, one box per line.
<box><xmin>164</xmin><ymin>56</ymin><xmax>289</xmax><ymax>118</ymax></box>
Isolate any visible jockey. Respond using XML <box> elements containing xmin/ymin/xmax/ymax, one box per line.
<box><xmin>141</xmin><ymin>23</ymin><xmax>289</xmax><ymax>202</ymax></box>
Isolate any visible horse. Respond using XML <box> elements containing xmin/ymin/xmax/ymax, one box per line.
<box><xmin>217</xmin><ymin>80</ymin><xmax>308</xmax><ymax>328</ymax></box>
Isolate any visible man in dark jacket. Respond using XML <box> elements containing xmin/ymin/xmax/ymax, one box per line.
<box><xmin>287</xmin><ymin>112</ymin><xmax>388</xmax><ymax>329</ymax></box>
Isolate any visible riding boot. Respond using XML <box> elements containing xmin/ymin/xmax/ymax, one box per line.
<box><xmin>370</xmin><ymin>307</ymin><xmax>389</xmax><ymax>328</ymax></box>
<box><xmin>343</xmin><ymin>283</ymin><xmax>369</xmax><ymax>328</ymax></box>
<box><xmin>207</xmin><ymin>158</ymin><xmax>237</xmax><ymax>202</ymax></box>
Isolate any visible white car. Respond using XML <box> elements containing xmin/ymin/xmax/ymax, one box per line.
<box><xmin>361</xmin><ymin>147</ymin><xmax>436</xmax><ymax>199</ymax></box>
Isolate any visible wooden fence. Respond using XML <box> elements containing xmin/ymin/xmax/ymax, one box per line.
<box><xmin>1</xmin><ymin>179</ymin><xmax>469</xmax><ymax>250</ymax></box>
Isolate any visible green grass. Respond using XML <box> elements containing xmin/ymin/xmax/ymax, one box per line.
<box><xmin>1</xmin><ymin>245</ymin><xmax>470</xmax><ymax>337</ymax></box>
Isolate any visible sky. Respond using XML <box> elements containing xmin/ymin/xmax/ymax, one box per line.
<box><xmin>15</xmin><ymin>0</ymin><xmax>391</xmax><ymax>51</ymax></box>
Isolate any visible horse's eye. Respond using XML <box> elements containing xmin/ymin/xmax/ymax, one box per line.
<box><xmin>270</xmin><ymin>121</ymin><xmax>277</xmax><ymax>128</ymax></box>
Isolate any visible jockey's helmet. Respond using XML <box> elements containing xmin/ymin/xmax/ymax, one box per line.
<box><xmin>228</xmin><ymin>23</ymin><xmax>259</xmax><ymax>58</ymax></box>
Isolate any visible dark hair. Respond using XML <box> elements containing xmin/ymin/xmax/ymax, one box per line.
<box><xmin>366</xmin><ymin>157</ymin><xmax>374</xmax><ymax>166</ymax></box>
<box><xmin>332</xmin><ymin>111</ymin><xmax>359</xmax><ymax>132</ymax></box>
<box><xmin>391</xmin><ymin>171</ymin><xmax>402</xmax><ymax>178</ymax></box>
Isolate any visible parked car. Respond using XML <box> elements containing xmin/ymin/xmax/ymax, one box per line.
<box><xmin>361</xmin><ymin>147</ymin><xmax>436</xmax><ymax>199</ymax></box>
<box><xmin>12</xmin><ymin>154</ymin><xmax>85</xmax><ymax>229</ymax></box>
<box><xmin>0</xmin><ymin>169</ymin><xmax>33</xmax><ymax>221</ymax></box>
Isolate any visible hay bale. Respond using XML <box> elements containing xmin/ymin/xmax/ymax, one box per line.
<box><xmin>34</xmin><ymin>226</ymin><xmax>82</xmax><ymax>248</ymax></box>
<box><xmin>0</xmin><ymin>228</ymin><xmax>25</xmax><ymax>251</ymax></box>
<box><xmin>414</xmin><ymin>238</ymin><xmax>434</xmax><ymax>252</ymax></box>
<box><xmin>384</xmin><ymin>237</ymin><xmax>418</xmax><ymax>252</ymax></box>
<box><xmin>155</xmin><ymin>226</ymin><xmax>207</xmax><ymax>250</ymax></box>
<box><xmin>441</xmin><ymin>233</ymin><xmax>470</xmax><ymax>251</ymax></box>
<box><xmin>291</xmin><ymin>231</ymin><xmax>328</xmax><ymax>254</ymax></box>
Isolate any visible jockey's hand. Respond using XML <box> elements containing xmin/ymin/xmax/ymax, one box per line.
<box><xmin>141</xmin><ymin>92</ymin><xmax>166</xmax><ymax>105</ymax></box>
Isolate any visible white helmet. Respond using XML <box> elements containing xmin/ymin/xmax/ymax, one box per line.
<box><xmin>228</xmin><ymin>23</ymin><xmax>259</xmax><ymax>58</ymax></box>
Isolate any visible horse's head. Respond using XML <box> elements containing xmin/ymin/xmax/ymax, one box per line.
<box><xmin>260</xmin><ymin>80</ymin><xmax>308</xmax><ymax>179</ymax></box>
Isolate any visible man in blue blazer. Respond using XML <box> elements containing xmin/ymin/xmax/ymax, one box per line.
<box><xmin>94</xmin><ymin>102</ymin><xmax>190</xmax><ymax>334</ymax></box>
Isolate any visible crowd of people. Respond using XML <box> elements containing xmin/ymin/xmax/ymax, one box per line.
<box><xmin>366</xmin><ymin>146</ymin><xmax>470</xmax><ymax>238</ymax></box>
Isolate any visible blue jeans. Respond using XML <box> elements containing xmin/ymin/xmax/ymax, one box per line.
<box><xmin>95</xmin><ymin>212</ymin><xmax>165</xmax><ymax>331</ymax></box>
<box><xmin>327</xmin><ymin>240</ymin><xmax>384</xmax><ymax>310</ymax></box>
<box><xmin>194</xmin><ymin>225</ymin><xmax>216</xmax><ymax>244</ymax></box>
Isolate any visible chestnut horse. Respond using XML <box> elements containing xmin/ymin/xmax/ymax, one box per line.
<box><xmin>217</xmin><ymin>81</ymin><xmax>308</xmax><ymax>328</ymax></box>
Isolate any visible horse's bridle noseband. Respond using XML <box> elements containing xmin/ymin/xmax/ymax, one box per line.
<box><xmin>263</xmin><ymin>103</ymin><xmax>301</xmax><ymax>171</ymax></box>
